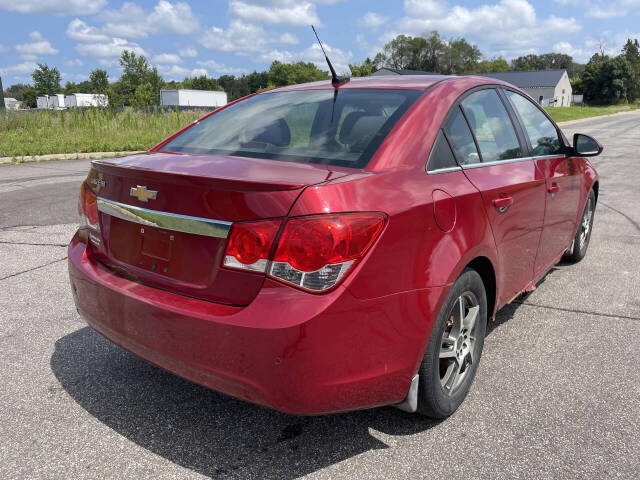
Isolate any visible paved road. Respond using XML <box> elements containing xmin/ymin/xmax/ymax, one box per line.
<box><xmin>1</xmin><ymin>112</ymin><xmax>639</xmax><ymax>479</ymax></box>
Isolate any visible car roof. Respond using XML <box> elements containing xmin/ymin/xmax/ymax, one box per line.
<box><xmin>264</xmin><ymin>74</ymin><xmax>514</xmax><ymax>93</ymax></box>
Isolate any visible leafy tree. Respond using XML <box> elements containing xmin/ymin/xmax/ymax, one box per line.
<box><xmin>582</xmin><ymin>54</ymin><xmax>633</xmax><ymax>104</ymax></box>
<box><xmin>89</xmin><ymin>68</ymin><xmax>109</xmax><ymax>94</ymax></box>
<box><xmin>373</xmin><ymin>34</ymin><xmax>417</xmax><ymax>70</ymax></box>
<box><xmin>475</xmin><ymin>57</ymin><xmax>510</xmax><ymax>73</ymax></box>
<box><xmin>622</xmin><ymin>38</ymin><xmax>640</xmax><ymax>101</ymax></box>
<box><xmin>349</xmin><ymin>58</ymin><xmax>374</xmax><ymax>77</ymax></box>
<box><xmin>117</xmin><ymin>50</ymin><xmax>163</xmax><ymax>106</ymax></box>
<box><xmin>182</xmin><ymin>75</ymin><xmax>223</xmax><ymax>91</ymax></box>
<box><xmin>511</xmin><ymin>53</ymin><xmax>582</xmax><ymax>77</ymax></box>
<box><xmin>64</xmin><ymin>80</ymin><xmax>92</xmax><ymax>94</ymax></box>
<box><xmin>267</xmin><ymin>61</ymin><xmax>328</xmax><ymax>86</ymax></box>
<box><xmin>3</xmin><ymin>83</ymin><xmax>33</xmax><ymax>102</ymax></box>
<box><xmin>440</xmin><ymin>37</ymin><xmax>481</xmax><ymax>74</ymax></box>
<box><xmin>32</xmin><ymin>64</ymin><xmax>61</xmax><ymax>95</ymax></box>
<box><xmin>571</xmin><ymin>76</ymin><xmax>584</xmax><ymax>95</ymax></box>
<box><xmin>132</xmin><ymin>83</ymin><xmax>154</xmax><ymax>109</ymax></box>
<box><xmin>373</xmin><ymin>32</ymin><xmax>479</xmax><ymax>74</ymax></box>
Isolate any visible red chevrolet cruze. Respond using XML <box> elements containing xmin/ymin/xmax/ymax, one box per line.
<box><xmin>69</xmin><ymin>75</ymin><xmax>601</xmax><ymax>418</ymax></box>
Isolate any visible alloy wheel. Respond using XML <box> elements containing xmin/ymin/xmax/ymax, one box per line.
<box><xmin>579</xmin><ymin>196</ymin><xmax>593</xmax><ymax>250</ymax></box>
<box><xmin>439</xmin><ymin>292</ymin><xmax>480</xmax><ymax>395</ymax></box>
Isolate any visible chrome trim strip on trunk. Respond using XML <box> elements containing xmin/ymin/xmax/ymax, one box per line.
<box><xmin>97</xmin><ymin>197</ymin><xmax>232</xmax><ymax>239</ymax></box>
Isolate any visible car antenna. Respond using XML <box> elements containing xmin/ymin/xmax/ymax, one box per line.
<box><xmin>312</xmin><ymin>25</ymin><xmax>349</xmax><ymax>87</ymax></box>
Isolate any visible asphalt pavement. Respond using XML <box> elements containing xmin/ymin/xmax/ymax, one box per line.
<box><xmin>1</xmin><ymin>111</ymin><xmax>639</xmax><ymax>479</ymax></box>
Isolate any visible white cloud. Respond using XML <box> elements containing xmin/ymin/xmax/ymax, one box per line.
<box><xmin>260</xmin><ymin>43</ymin><xmax>352</xmax><ymax>74</ymax></box>
<box><xmin>0</xmin><ymin>0</ymin><xmax>106</xmax><ymax>15</ymax></box>
<box><xmin>553</xmin><ymin>41</ymin><xmax>589</xmax><ymax>60</ymax></box>
<box><xmin>196</xmin><ymin>60</ymin><xmax>248</xmax><ymax>76</ymax></box>
<box><xmin>63</xmin><ymin>58</ymin><xmax>84</xmax><ymax>67</ymax></box>
<box><xmin>279</xmin><ymin>33</ymin><xmax>299</xmax><ymax>45</ymax></box>
<box><xmin>76</xmin><ymin>38</ymin><xmax>146</xmax><ymax>58</ymax></box>
<box><xmin>200</xmin><ymin>19</ymin><xmax>305</xmax><ymax>56</ymax></box>
<box><xmin>179</xmin><ymin>47</ymin><xmax>198</xmax><ymax>58</ymax></box>
<box><xmin>0</xmin><ymin>61</ymin><xmax>37</xmax><ymax>76</ymax></box>
<box><xmin>156</xmin><ymin>64</ymin><xmax>210</xmax><ymax>81</ymax></box>
<box><xmin>67</xmin><ymin>19</ymin><xmax>110</xmax><ymax>43</ymax></box>
<box><xmin>393</xmin><ymin>0</ymin><xmax>581</xmax><ymax>58</ymax></box>
<box><xmin>101</xmin><ymin>1</ymin><xmax>200</xmax><ymax>38</ymax></box>
<box><xmin>15</xmin><ymin>31</ymin><xmax>59</xmax><ymax>57</ymax></box>
<box><xmin>229</xmin><ymin>1</ymin><xmax>320</xmax><ymax>27</ymax></box>
<box><xmin>360</xmin><ymin>12</ymin><xmax>388</xmax><ymax>29</ymax></box>
<box><xmin>200</xmin><ymin>20</ymin><xmax>273</xmax><ymax>54</ymax></box>
<box><xmin>152</xmin><ymin>53</ymin><xmax>183</xmax><ymax>64</ymax></box>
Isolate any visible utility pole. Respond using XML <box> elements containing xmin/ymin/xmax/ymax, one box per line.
<box><xmin>0</xmin><ymin>76</ymin><xmax>5</xmax><ymax>112</ymax></box>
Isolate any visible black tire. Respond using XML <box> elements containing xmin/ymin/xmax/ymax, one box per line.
<box><xmin>563</xmin><ymin>189</ymin><xmax>596</xmax><ymax>263</ymax></box>
<box><xmin>417</xmin><ymin>268</ymin><xmax>487</xmax><ymax>418</ymax></box>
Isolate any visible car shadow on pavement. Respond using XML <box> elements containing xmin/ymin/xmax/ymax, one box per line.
<box><xmin>51</xmin><ymin>327</ymin><xmax>442</xmax><ymax>479</ymax></box>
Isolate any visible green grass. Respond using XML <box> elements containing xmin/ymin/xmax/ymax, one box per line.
<box><xmin>545</xmin><ymin>104</ymin><xmax>640</xmax><ymax>123</ymax></box>
<box><xmin>0</xmin><ymin>108</ymin><xmax>203</xmax><ymax>157</ymax></box>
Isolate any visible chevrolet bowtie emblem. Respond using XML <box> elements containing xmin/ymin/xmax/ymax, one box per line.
<box><xmin>130</xmin><ymin>185</ymin><xmax>157</xmax><ymax>202</ymax></box>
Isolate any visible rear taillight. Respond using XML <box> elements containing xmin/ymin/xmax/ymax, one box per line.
<box><xmin>223</xmin><ymin>220</ymin><xmax>281</xmax><ymax>272</ymax></box>
<box><xmin>222</xmin><ymin>213</ymin><xmax>385</xmax><ymax>292</ymax></box>
<box><xmin>78</xmin><ymin>181</ymin><xmax>100</xmax><ymax>231</ymax></box>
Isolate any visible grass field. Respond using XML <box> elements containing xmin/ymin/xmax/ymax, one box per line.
<box><xmin>0</xmin><ymin>109</ymin><xmax>203</xmax><ymax>158</ymax></box>
<box><xmin>545</xmin><ymin>104</ymin><xmax>639</xmax><ymax>123</ymax></box>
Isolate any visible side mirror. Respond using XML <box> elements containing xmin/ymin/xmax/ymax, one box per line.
<box><xmin>573</xmin><ymin>133</ymin><xmax>603</xmax><ymax>157</ymax></box>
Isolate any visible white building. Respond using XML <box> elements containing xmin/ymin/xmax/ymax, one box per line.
<box><xmin>4</xmin><ymin>97</ymin><xmax>21</xmax><ymax>110</ymax></box>
<box><xmin>65</xmin><ymin>93</ymin><xmax>108</xmax><ymax>108</ymax></box>
<box><xmin>160</xmin><ymin>89</ymin><xmax>227</xmax><ymax>108</ymax></box>
<box><xmin>474</xmin><ymin>69</ymin><xmax>573</xmax><ymax>107</ymax></box>
<box><xmin>37</xmin><ymin>95</ymin><xmax>50</xmax><ymax>109</ymax></box>
<box><xmin>49</xmin><ymin>94</ymin><xmax>66</xmax><ymax>109</ymax></box>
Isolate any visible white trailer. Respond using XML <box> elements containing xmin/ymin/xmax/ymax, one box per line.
<box><xmin>37</xmin><ymin>95</ymin><xmax>50</xmax><ymax>109</ymax></box>
<box><xmin>65</xmin><ymin>93</ymin><xmax>108</xmax><ymax>108</ymax></box>
<box><xmin>49</xmin><ymin>94</ymin><xmax>66</xmax><ymax>109</ymax></box>
<box><xmin>160</xmin><ymin>89</ymin><xmax>227</xmax><ymax>108</ymax></box>
<box><xmin>4</xmin><ymin>97</ymin><xmax>21</xmax><ymax>110</ymax></box>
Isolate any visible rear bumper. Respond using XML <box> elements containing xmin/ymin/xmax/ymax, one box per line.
<box><xmin>68</xmin><ymin>233</ymin><xmax>446</xmax><ymax>414</ymax></box>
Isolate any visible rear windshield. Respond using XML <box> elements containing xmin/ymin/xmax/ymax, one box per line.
<box><xmin>162</xmin><ymin>89</ymin><xmax>422</xmax><ymax>168</ymax></box>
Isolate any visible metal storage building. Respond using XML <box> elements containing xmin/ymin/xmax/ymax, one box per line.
<box><xmin>37</xmin><ymin>95</ymin><xmax>51</xmax><ymax>109</ymax></box>
<box><xmin>65</xmin><ymin>93</ymin><xmax>108</xmax><ymax>108</ymax></box>
<box><xmin>49</xmin><ymin>94</ymin><xmax>66</xmax><ymax>109</ymax></box>
<box><xmin>160</xmin><ymin>89</ymin><xmax>227</xmax><ymax>108</ymax></box>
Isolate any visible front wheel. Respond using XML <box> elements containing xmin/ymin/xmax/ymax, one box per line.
<box><xmin>564</xmin><ymin>189</ymin><xmax>596</xmax><ymax>263</ymax></box>
<box><xmin>417</xmin><ymin>268</ymin><xmax>487</xmax><ymax>418</ymax></box>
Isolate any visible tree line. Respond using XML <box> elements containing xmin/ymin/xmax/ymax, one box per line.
<box><xmin>4</xmin><ymin>32</ymin><xmax>640</xmax><ymax>108</ymax></box>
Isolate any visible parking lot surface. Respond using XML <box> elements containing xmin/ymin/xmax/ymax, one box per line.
<box><xmin>1</xmin><ymin>111</ymin><xmax>639</xmax><ymax>479</ymax></box>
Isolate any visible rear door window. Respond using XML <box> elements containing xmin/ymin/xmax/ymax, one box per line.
<box><xmin>461</xmin><ymin>89</ymin><xmax>523</xmax><ymax>162</ymax></box>
<box><xmin>505</xmin><ymin>90</ymin><xmax>563</xmax><ymax>156</ymax></box>
<box><xmin>444</xmin><ymin>107</ymin><xmax>480</xmax><ymax>166</ymax></box>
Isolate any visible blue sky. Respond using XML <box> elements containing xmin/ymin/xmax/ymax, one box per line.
<box><xmin>1</xmin><ymin>0</ymin><xmax>639</xmax><ymax>87</ymax></box>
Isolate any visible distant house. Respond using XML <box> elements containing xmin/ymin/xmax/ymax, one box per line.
<box><xmin>473</xmin><ymin>69</ymin><xmax>572</xmax><ymax>107</ymax></box>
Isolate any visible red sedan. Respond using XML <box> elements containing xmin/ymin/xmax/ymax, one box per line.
<box><xmin>69</xmin><ymin>75</ymin><xmax>601</xmax><ymax>418</ymax></box>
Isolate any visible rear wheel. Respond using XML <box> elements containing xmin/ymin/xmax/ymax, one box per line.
<box><xmin>417</xmin><ymin>268</ymin><xmax>487</xmax><ymax>418</ymax></box>
<box><xmin>564</xmin><ymin>189</ymin><xmax>596</xmax><ymax>263</ymax></box>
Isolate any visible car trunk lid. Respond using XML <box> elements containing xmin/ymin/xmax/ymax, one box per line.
<box><xmin>88</xmin><ymin>152</ymin><xmax>350</xmax><ymax>305</ymax></box>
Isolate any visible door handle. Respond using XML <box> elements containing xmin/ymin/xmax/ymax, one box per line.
<box><xmin>548</xmin><ymin>183</ymin><xmax>560</xmax><ymax>197</ymax></box>
<box><xmin>492</xmin><ymin>195</ymin><xmax>513</xmax><ymax>213</ymax></box>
